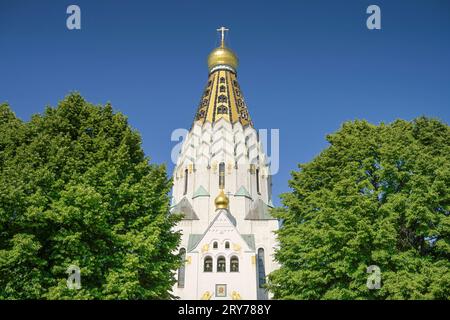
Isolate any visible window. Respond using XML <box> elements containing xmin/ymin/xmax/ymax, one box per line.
<box><xmin>183</xmin><ymin>169</ymin><xmax>188</xmax><ymax>195</ymax></box>
<box><xmin>197</xmin><ymin>109</ymin><xmax>205</xmax><ymax>118</ymax></box>
<box><xmin>215</xmin><ymin>284</ymin><xmax>227</xmax><ymax>297</ymax></box>
<box><xmin>230</xmin><ymin>256</ymin><xmax>239</xmax><ymax>272</ymax></box>
<box><xmin>217</xmin><ymin>256</ymin><xmax>226</xmax><ymax>272</ymax></box>
<box><xmin>204</xmin><ymin>256</ymin><xmax>213</xmax><ymax>272</ymax></box>
<box><xmin>220</xmin><ymin>77</ymin><xmax>225</xmax><ymax>83</ymax></box>
<box><xmin>217</xmin><ymin>105</ymin><xmax>228</xmax><ymax>115</ymax></box>
<box><xmin>218</xmin><ymin>95</ymin><xmax>227</xmax><ymax>103</ymax></box>
<box><xmin>225</xmin><ymin>241</ymin><xmax>230</xmax><ymax>249</ymax></box>
<box><xmin>257</xmin><ymin>248</ymin><xmax>266</xmax><ymax>288</ymax></box>
<box><xmin>220</xmin><ymin>85</ymin><xmax>226</xmax><ymax>92</ymax></box>
<box><xmin>213</xmin><ymin>241</ymin><xmax>218</xmax><ymax>249</ymax></box>
<box><xmin>177</xmin><ymin>248</ymin><xmax>186</xmax><ymax>288</ymax></box>
<box><xmin>256</xmin><ymin>168</ymin><xmax>260</xmax><ymax>194</ymax></box>
<box><xmin>219</xmin><ymin>162</ymin><xmax>225</xmax><ymax>189</ymax></box>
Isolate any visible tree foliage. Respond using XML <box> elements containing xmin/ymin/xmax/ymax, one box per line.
<box><xmin>269</xmin><ymin>118</ymin><xmax>450</xmax><ymax>299</ymax></box>
<box><xmin>0</xmin><ymin>93</ymin><xmax>180</xmax><ymax>299</ymax></box>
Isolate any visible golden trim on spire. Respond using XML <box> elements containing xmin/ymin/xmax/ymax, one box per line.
<box><xmin>194</xmin><ymin>69</ymin><xmax>252</xmax><ymax>127</ymax></box>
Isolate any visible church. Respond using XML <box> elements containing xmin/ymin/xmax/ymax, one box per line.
<box><xmin>171</xmin><ymin>27</ymin><xmax>279</xmax><ymax>300</ymax></box>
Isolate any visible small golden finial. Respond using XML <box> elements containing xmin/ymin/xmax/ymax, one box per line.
<box><xmin>217</xmin><ymin>26</ymin><xmax>229</xmax><ymax>48</ymax></box>
<box><xmin>231</xmin><ymin>291</ymin><xmax>242</xmax><ymax>300</ymax></box>
<box><xmin>201</xmin><ymin>291</ymin><xmax>212</xmax><ymax>300</ymax></box>
<box><xmin>215</xmin><ymin>189</ymin><xmax>229</xmax><ymax>210</ymax></box>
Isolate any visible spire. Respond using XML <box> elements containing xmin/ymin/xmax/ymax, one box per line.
<box><xmin>194</xmin><ymin>28</ymin><xmax>253</xmax><ymax>127</ymax></box>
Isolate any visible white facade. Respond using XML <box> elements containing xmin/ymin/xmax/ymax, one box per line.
<box><xmin>171</xmin><ymin>119</ymin><xmax>279</xmax><ymax>300</ymax></box>
<box><xmin>170</xmin><ymin>34</ymin><xmax>279</xmax><ymax>300</ymax></box>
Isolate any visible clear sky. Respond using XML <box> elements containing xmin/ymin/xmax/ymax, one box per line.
<box><xmin>1</xmin><ymin>0</ymin><xmax>449</xmax><ymax>206</ymax></box>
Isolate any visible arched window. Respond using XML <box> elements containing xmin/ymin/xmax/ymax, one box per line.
<box><xmin>225</xmin><ymin>241</ymin><xmax>230</xmax><ymax>249</ymax></box>
<box><xmin>230</xmin><ymin>256</ymin><xmax>239</xmax><ymax>272</ymax></box>
<box><xmin>220</xmin><ymin>85</ymin><xmax>226</xmax><ymax>92</ymax></box>
<box><xmin>177</xmin><ymin>248</ymin><xmax>186</xmax><ymax>288</ymax></box>
<box><xmin>220</xmin><ymin>77</ymin><xmax>225</xmax><ymax>83</ymax></box>
<box><xmin>257</xmin><ymin>248</ymin><xmax>266</xmax><ymax>288</ymax></box>
<box><xmin>183</xmin><ymin>168</ymin><xmax>188</xmax><ymax>195</ymax></box>
<box><xmin>217</xmin><ymin>256</ymin><xmax>226</xmax><ymax>272</ymax></box>
<box><xmin>217</xmin><ymin>105</ymin><xmax>228</xmax><ymax>115</ymax></box>
<box><xmin>213</xmin><ymin>241</ymin><xmax>218</xmax><ymax>249</ymax></box>
<box><xmin>204</xmin><ymin>256</ymin><xmax>213</xmax><ymax>272</ymax></box>
<box><xmin>218</xmin><ymin>95</ymin><xmax>227</xmax><ymax>103</ymax></box>
<box><xmin>219</xmin><ymin>162</ymin><xmax>225</xmax><ymax>189</ymax></box>
<box><xmin>256</xmin><ymin>168</ymin><xmax>260</xmax><ymax>194</ymax></box>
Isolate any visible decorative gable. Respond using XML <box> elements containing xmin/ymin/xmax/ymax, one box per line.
<box><xmin>245</xmin><ymin>198</ymin><xmax>275</xmax><ymax>220</ymax></box>
<box><xmin>189</xmin><ymin>209</ymin><xmax>252</xmax><ymax>253</ymax></box>
<box><xmin>234</xmin><ymin>186</ymin><xmax>252</xmax><ymax>199</ymax></box>
<box><xmin>171</xmin><ymin>197</ymin><xmax>199</xmax><ymax>220</ymax></box>
<box><xmin>193</xmin><ymin>185</ymin><xmax>210</xmax><ymax>199</ymax></box>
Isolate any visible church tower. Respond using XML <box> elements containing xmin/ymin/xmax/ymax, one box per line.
<box><xmin>171</xmin><ymin>27</ymin><xmax>279</xmax><ymax>300</ymax></box>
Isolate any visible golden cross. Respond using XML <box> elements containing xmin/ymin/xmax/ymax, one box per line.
<box><xmin>217</xmin><ymin>26</ymin><xmax>229</xmax><ymax>47</ymax></box>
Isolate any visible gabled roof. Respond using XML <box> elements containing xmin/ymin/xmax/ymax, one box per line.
<box><xmin>192</xmin><ymin>185</ymin><xmax>210</xmax><ymax>199</ymax></box>
<box><xmin>187</xmin><ymin>233</ymin><xmax>255</xmax><ymax>252</ymax></box>
<box><xmin>187</xmin><ymin>234</ymin><xmax>203</xmax><ymax>251</ymax></box>
<box><xmin>208</xmin><ymin>208</ymin><xmax>236</xmax><ymax>227</ymax></box>
<box><xmin>241</xmin><ymin>234</ymin><xmax>255</xmax><ymax>251</ymax></box>
<box><xmin>245</xmin><ymin>198</ymin><xmax>276</xmax><ymax>220</ymax></box>
<box><xmin>170</xmin><ymin>197</ymin><xmax>199</xmax><ymax>220</ymax></box>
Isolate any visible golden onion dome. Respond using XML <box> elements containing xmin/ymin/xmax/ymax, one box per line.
<box><xmin>214</xmin><ymin>189</ymin><xmax>229</xmax><ymax>210</ymax></box>
<box><xmin>207</xmin><ymin>31</ymin><xmax>238</xmax><ymax>72</ymax></box>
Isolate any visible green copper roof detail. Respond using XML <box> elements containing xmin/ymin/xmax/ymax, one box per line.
<box><xmin>234</xmin><ymin>186</ymin><xmax>252</xmax><ymax>199</ymax></box>
<box><xmin>192</xmin><ymin>185</ymin><xmax>210</xmax><ymax>199</ymax></box>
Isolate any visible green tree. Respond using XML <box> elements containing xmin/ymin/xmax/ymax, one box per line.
<box><xmin>269</xmin><ymin>118</ymin><xmax>450</xmax><ymax>299</ymax></box>
<box><xmin>0</xmin><ymin>93</ymin><xmax>180</xmax><ymax>299</ymax></box>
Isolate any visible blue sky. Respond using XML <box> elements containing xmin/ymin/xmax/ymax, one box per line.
<box><xmin>1</xmin><ymin>0</ymin><xmax>449</xmax><ymax>206</ymax></box>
